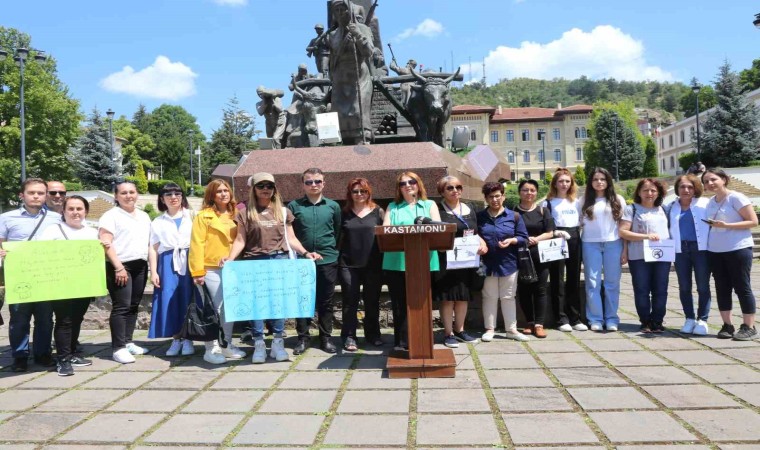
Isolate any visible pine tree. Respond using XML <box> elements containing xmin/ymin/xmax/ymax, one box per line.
<box><xmin>642</xmin><ymin>136</ymin><xmax>659</xmax><ymax>177</ymax></box>
<box><xmin>700</xmin><ymin>61</ymin><xmax>760</xmax><ymax>167</ymax></box>
<box><xmin>207</xmin><ymin>96</ymin><xmax>260</xmax><ymax>179</ymax></box>
<box><xmin>132</xmin><ymin>104</ymin><xmax>150</xmax><ymax>134</ymax></box>
<box><xmin>574</xmin><ymin>165</ymin><xmax>586</xmax><ymax>186</ymax></box>
<box><xmin>71</xmin><ymin>108</ymin><xmax>117</xmax><ymax>191</ymax></box>
<box><xmin>135</xmin><ymin>161</ymin><xmax>149</xmax><ymax>193</ymax></box>
<box><xmin>583</xmin><ymin>104</ymin><xmax>645</xmax><ymax>181</ymax></box>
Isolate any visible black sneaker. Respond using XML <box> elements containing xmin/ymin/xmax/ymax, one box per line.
<box><xmin>11</xmin><ymin>357</ymin><xmax>28</xmax><ymax>372</ymax></box>
<box><xmin>70</xmin><ymin>355</ymin><xmax>93</xmax><ymax>367</ymax></box>
<box><xmin>34</xmin><ymin>354</ymin><xmax>56</xmax><ymax>367</ymax></box>
<box><xmin>650</xmin><ymin>322</ymin><xmax>665</xmax><ymax>333</ymax></box>
<box><xmin>56</xmin><ymin>359</ymin><xmax>74</xmax><ymax>377</ymax></box>
<box><xmin>717</xmin><ymin>323</ymin><xmax>735</xmax><ymax>339</ymax></box>
<box><xmin>453</xmin><ymin>331</ymin><xmax>478</xmax><ymax>343</ymax></box>
<box><xmin>733</xmin><ymin>324</ymin><xmax>758</xmax><ymax>341</ymax></box>
<box><xmin>639</xmin><ymin>323</ymin><xmax>652</xmax><ymax>333</ymax></box>
<box><xmin>444</xmin><ymin>335</ymin><xmax>459</xmax><ymax>348</ymax></box>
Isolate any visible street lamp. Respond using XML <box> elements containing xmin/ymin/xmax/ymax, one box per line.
<box><xmin>187</xmin><ymin>130</ymin><xmax>194</xmax><ymax>195</ymax></box>
<box><xmin>538</xmin><ymin>131</ymin><xmax>547</xmax><ymax>183</ymax></box>
<box><xmin>692</xmin><ymin>80</ymin><xmax>702</xmax><ymax>158</ymax></box>
<box><xmin>611</xmin><ymin>112</ymin><xmax>620</xmax><ymax>182</ymax></box>
<box><xmin>753</xmin><ymin>13</ymin><xmax>760</xmax><ymax>28</ymax></box>
<box><xmin>14</xmin><ymin>48</ymin><xmax>48</xmax><ymax>182</ymax></box>
<box><xmin>106</xmin><ymin>109</ymin><xmax>115</xmax><ymax>182</ymax></box>
<box><xmin>0</xmin><ymin>50</ymin><xmax>7</xmax><ymax>94</ymax></box>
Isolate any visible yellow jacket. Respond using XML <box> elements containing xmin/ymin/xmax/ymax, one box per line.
<box><xmin>189</xmin><ymin>207</ymin><xmax>238</xmax><ymax>277</ymax></box>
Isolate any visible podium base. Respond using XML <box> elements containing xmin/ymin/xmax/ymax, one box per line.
<box><xmin>386</xmin><ymin>348</ymin><xmax>456</xmax><ymax>379</ymax></box>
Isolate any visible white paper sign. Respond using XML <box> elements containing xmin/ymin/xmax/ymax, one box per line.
<box><xmin>446</xmin><ymin>235</ymin><xmax>480</xmax><ymax>269</ymax></box>
<box><xmin>538</xmin><ymin>238</ymin><xmax>569</xmax><ymax>263</ymax></box>
<box><xmin>643</xmin><ymin>239</ymin><xmax>675</xmax><ymax>262</ymax></box>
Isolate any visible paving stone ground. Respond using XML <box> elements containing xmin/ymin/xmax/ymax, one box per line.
<box><xmin>0</xmin><ymin>267</ymin><xmax>759</xmax><ymax>449</ymax></box>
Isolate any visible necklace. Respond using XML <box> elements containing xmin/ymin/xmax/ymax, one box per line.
<box><xmin>516</xmin><ymin>203</ymin><xmax>535</xmax><ymax>212</ymax></box>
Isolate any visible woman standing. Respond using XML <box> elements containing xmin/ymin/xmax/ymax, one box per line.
<box><xmin>702</xmin><ymin>169</ymin><xmax>758</xmax><ymax>340</ymax></box>
<box><xmin>36</xmin><ymin>196</ymin><xmax>102</xmax><ymax>375</ymax></box>
<box><xmin>382</xmin><ymin>172</ymin><xmax>441</xmax><ymax>350</ymax></box>
<box><xmin>99</xmin><ymin>181</ymin><xmax>152</xmax><ymax>364</ymax></box>
<box><xmin>619</xmin><ymin>179</ymin><xmax>671</xmax><ymax>333</ymax></box>
<box><xmin>515</xmin><ymin>179</ymin><xmax>565</xmax><ymax>339</ymax></box>
<box><xmin>477</xmin><ymin>182</ymin><xmax>530</xmax><ymax>342</ymax></box>
<box><xmin>338</xmin><ymin>178</ymin><xmax>385</xmax><ymax>351</ymax></box>
<box><xmin>189</xmin><ymin>179</ymin><xmax>247</xmax><ymax>364</ymax></box>
<box><xmin>148</xmin><ymin>183</ymin><xmax>196</xmax><ymax>356</ymax></box>
<box><xmin>669</xmin><ymin>175</ymin><xmax>711</xmax><ymax>335</ymax></box>
<box><xmin>543</xmin><ymin>168</ymin><xmax>587</xmax><ymax>332</ymax></box>
<box><xmin>579</xmin><ymin>168</ymin><xmax>626</xmax><ymax>332</ymax></box>
<box><xmin>433</xmin><ymin>176</ymin><xmax>487</xmax><ymax>347</ymax></box>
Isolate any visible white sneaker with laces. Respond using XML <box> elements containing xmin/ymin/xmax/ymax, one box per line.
<box><xmin>558</xmin><ymin>324</ymin><xmax>573</xmax><ymax>332</ymax></box>
<box><xmin>505</xmin><ymin>330</ymin><xmax>530</xmax><ymax>342</ymax></box>
<box><xmin>681</xmin><ymin>318</ymin><xmax>697</xmax><ymax>334</ymax></box>
<box><xmin>270</xmin><ymin>338</ymin><xmax>289</xmax><ymax>362</ymax></box>
<box><xmin>252</xmin><ymin>340</ymin><xmax>267</xmax><ymax>364</ymax></box>
<box><xmin>165</xmin><ymin>339</ymin><xmax>182</xmax><ymax>357</ymax></box>
<box><xmin>181</xmin><ymin>339</ymin><xmax>195</xmax><ymax>356</ymax></box>
<box><xmin>113</xmin><ymin>348</ymin><xmax>135</xmax><ymax>364</ymax></box>
<box><xmin>692</xmin><ymin>319</ymin><xmax>709</xmax><ymax>336</ymax></box>
<box><xmin>221</xmin><ymin>343</ymin><xmax>246</xmax><ymax>360</ymax></box>
<box><xmin>573</xmin><ymin>323</ymin><xmax>589</xmax><ymax>331</ymax></box>
<box><xmin>203</xmin><ymin>341</ymin><xmax>226</xmax><ymax>364</ymax></box>
<box><xmin>126</xmin><ymin>343</ymin><xmax>149</xmax><ymax>355</ymax></box>
<box><xmin>481</xmin><ymin>330</ymin><xmax>495</xmax><ymax>342</ymax></box>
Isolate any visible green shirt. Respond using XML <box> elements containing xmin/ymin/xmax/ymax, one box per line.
<box><xmin>381</xmin><ymin>199</ymin><xmax>440</xmax><ymax>272</ymax></box>
<box><xmin>287</xmin><ymin>196</ymin><xmax>341</xmax><ymax>265</ymax></box>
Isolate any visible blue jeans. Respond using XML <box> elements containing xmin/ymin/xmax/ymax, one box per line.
<box><xmin>9</xmin><ymin>301</ymin><xmax>54</xmax><ymax>359</ymax></box>
<box><xmin>582</xmin><ymin>240</ymin><xmax>623</xmax><ymax>327</ymax></box>
<box><xmin>674</xmin><ymin>242</ymin><xmax>711</xmax><ymax>320</ymax></box>
<box><xmin>245</xmin><ymin>253</ymin><xmax>288</xmax><ymax>339</ymax></box>
<box><xmin>628</xmin><ymin>259</ymin><xmax>670</xmax><ymax>324</ymax></box>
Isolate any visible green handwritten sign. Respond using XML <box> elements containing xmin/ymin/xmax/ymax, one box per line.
<box><xmin>4</xmin><ymin>240</ymin><xmax>107</xmax><ymax>304</ymax></box>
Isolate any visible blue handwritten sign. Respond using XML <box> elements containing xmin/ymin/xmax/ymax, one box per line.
<box><xmin>221</xmin><ymin>259</ymin><xmax>316</xmax><ymax>321</ymax></box>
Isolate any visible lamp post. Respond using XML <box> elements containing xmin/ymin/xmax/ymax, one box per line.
<box><xmin>0</xmin><ymin>49</ymin><xmax>7</xmax><ymax>93</ymax></box>
<box><xmin>539</xmin><ymin>131</ymin><xmax>546</xmax><ymax>183</ymax></box>
<box><xmin>14</xmin><ymin>48</ymin><xmax>48</xmax><ymax>182</ymax></box>
<box><xmin>611</xmin><ymin>112</ymin><xmax>619</xmax><ymax>182</ymax></box>
<box><xmin>106</xmin><ymin>109</ymin><xmax>115</xmax><ymax>182</ymax></box>
<box><xmin>187</xmin><ymin>130</ymin><xmax>194</xmax><ymax>195</ymax></box>
<box><xmin>753</xmin><ymin>13</ymin><xmax>760</xmax><ymax>28</ymax></box>
<box><xmin>692</xmin><ymin>80</ymin><xmax>702</xmax><ymax>158</ymax></box>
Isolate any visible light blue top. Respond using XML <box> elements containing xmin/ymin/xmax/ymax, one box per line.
<box><xmin>705</xmin><ymin>191</ymin><xmax>754</xmax><ymax>253</ymax></box>
<box><xmin>668</xmin><ymin>197</ymin><xmax>710</xmax><ymax>253</ymax></box>
<box><xmin>0</xmin><ymin>207</ymin><xmax>61</xmax><ymax>242</ymax></box>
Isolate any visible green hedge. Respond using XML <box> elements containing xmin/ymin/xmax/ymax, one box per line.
<box><xmin>147</xmin><ymin>179</ymin><xmax>175</xmax><ymax>194</ymax></box>
<box><xmin>63</xmin><ymin>181</ymin><xmax>83</xmax><ymax>191</ymax></box>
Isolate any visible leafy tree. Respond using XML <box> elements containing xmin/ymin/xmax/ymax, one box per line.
<box><xmin>0</xmin><ymin>27</ymin><xmax>82</xmax><ymax>206</ymax></box>
<box><xmin>573</xmin><ymin>165</ymin><xmax>586</xmax><ymax>186</ymax></box>
<box><xmin>678</xmin><ymin>152</ymin><xmax>699</xmax><ymax>172</ymax></box>
<box><xmin>206</xmin><ymin>95</ymin><xmax>260</xmax><ymax>180</ymax></box>
<box><xmin>134</xmin><ymin>160</ymin><xmax>148</xmax><ymax>193</ymax></box>
<box><xmin>112</xmin><ymin>116</ymin><xmax>156</xmax><ymax>171</ymax></box>
<box><xmin>700</xmin><ymin>61</ymin><xmax>760</xmax><ymax>167</ymax></box>
<box><xmin>140</xmin><ymin>104</ymin><xmax>205</xmax><ymax>184</ymax></box>
<box><xmin>131</xmin><ymin>104</ymin><xmax>150</xmax><ymax>133</ymax></box>
<box><xmin>739</xmin><ymin>58</ymin><xmax>760</xmax><ymax>92</ymax></box>
<box><xmin>71</xmin><ymin>108</ymin><xmax>117</xmax><ymax>191</ymax></box>
<box><xmin>583</xmin><ymin>102</ymin><xmax>645</xmax><ymax>181</ymax></box>
<box><xmin>679</xmin><ymin>79</ymin><xmax>717</xmax><ymax>118</ymax></box>
<box><xmin>642</xmin><ymin>136</ymin><xmax>659</xmax><ymax>177</ymax></box>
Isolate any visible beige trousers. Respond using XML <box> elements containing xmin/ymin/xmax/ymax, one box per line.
<box><xmin>482</xmin><ymin>273</ymin><xmax>519</xmax><ymax>331</ymax></box>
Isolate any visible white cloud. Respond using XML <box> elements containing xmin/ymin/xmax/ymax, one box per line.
<box><xmin>395</xmin><ymin>19</ymin><xmax>444</xmax><ymax>41</ymax></box>
<box><xmin>212</xmin><ymin>0</ymin><xmax>247</xmax><ymax>6</ymax></box>
<box><xmin>461</xmin><ymin>25</ymin><xmax>673</xmax><ymax>84</ymax></box>
<box><xmin>100</xmin><ymin>56</ymin><xmax>198</xmax><ymax>101</ymax></box>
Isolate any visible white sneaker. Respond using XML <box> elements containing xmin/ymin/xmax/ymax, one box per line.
<box><xmin>589</xmin><ymin>323</ymin><xmax>603</xmax><ymax>331</ymax></box>
<box><xmin>692</xmin><ymin>320</ymin><xmax>709</xmax><ymax>336</ymax></box>
<box><xmin>505</xmin><ymin>330</ymin><xmax>530</xmax><ymax>342</ymax></box>
<box><xmin>252</xmin><ymin>340</ymin><xmax>267</xmax><ymax>364</ymax></box>
<box><xmin>221</xmin><ymin>343</ymin><xmax>246</xmax><ymax>360</ymax></box>
<box><xmin>203</xmin><ymin>342</ymin><xmax>226</xmax><ymax>364</ymax></box>
<box><xmin>681</xmin><ymin>318</ymin><xmax>697</xmax><ymax>334</ymax></box>
<box><xmin>481</xmin><ymin>330</ymin><xmax>495</xmax><ymax>342</ymax></box>
<box><xmin>558</xmin><ymin>324</ymin><xmax>573</xmax><ymax>332</ymax></box>
<box><xmin>606</xmin><ymin>324</ymin><xmax>618</xmax><ymax>332</ymax></box>
<box><xmin>181</xmin><ymin>339</ymin><xmax>195</xmax><ymax>356</ymax></box>
<box><xmin>126</xmin><ymin>343</ymin><xmax>149</xmax><ymax>355</ymax></box>
<box><xmin>165</xmin><ymin>339</ymin><xmax>182</xmax><ymax>357</ymax></box>
<box><xmin>113</xmin><ymin>348</ymin><xmax>135</xmax><ymax>364</ymax></box>
<box><xmin>573</xmin><ymin>323</ymin><xmax>589</xmax><ymax>331</ymax></box>
<box><xmin>270</xmin><ymin>338</ymin><xmax>289</xmax><ymax>362</ymax></box>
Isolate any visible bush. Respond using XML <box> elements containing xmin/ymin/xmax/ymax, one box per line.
<box><xmin>678</xmin><ymin>152</ymin><xmax>699</xmax><ymax>172</ymax></box>
<box><xmin>192</xmin><ymin>184</ymin><xmax>205</xmax><ymax>197</ymax></box>
<box><xmin>134</xmin><ymin>161</ymin><xmax>149</xmax><ymax>194</ymax></box>
<box><xmin>142</xmin><ymin>203</ymin><xmax>160</xmax><ymax>220</ymax></box>
<box><xmin>574</xmin><ymin>165</ymin><xmax>586</xmax><ymax>186</ymax></box>
<box><xmin>544</xmin><ymin>172</ymin><xmax>553</xmax><ymax>186</ymax></box>
<box><xmin>63</xmin><ymin>181</ymin><xmax>83</xmax><ymax>192</ymax></box>
<box><xmin>147</xmin><ymin>179</ymin><xmax>174</xmax><ymax>194</ymax></box>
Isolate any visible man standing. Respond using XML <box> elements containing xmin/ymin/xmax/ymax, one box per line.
<box><xmin>288</xmin><ymin>168</ymin><xmax>341</xmax><ymax>354</ymax></box>
<box><xmin>0</xmin><ymin>178</ymin><xmax>62</xmax><ymax>372</ymax></box>
<box><xmin>45</xmin><ymin>180</ymin><xmax>67</xmax><ymax>214</ymax></box>
<box><xmin>390</xmin><ymin>59</ymin><xmax>418</xmax><ymax>107</ymax></box>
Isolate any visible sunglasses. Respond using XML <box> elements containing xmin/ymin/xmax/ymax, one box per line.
<box><xmin>255</xmin><ymin>183</ymin><xmax>275</xmax><ymax>190</ymax></box>
<box><xmin>163</xmin><ymin>191</ymin><xmax>183</xmax><ymax>197</ymax></box>
<box><xmin>304</xmin><ymin>179</ymin><xmax>323</xmax><ymax>186</ymax></box>
<box><xmin>351</xmin><ymin>189</ymin><xmax>368</xmax><ymax>195</ymax></box>
<box><xmin>445</xmin><ymin>185</ymin><xmax>463</xmax><ymax>192</ymax></box>
<box><xmin>48</xmin><ymin>191</ymin><xmax>67</xmax><ymax>196</ymax></box>
<box><xmin>398</xmin><ymin>179</ymin><xmax>418</xmax><ymax>187</ymax></box>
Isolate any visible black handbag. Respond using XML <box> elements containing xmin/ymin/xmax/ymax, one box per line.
<box><xmin>517</xmin><ymin>244</ymin><xmax>538</xmax><ymax>283</ymax></box>
<box><xmin>179</xmin><ymin>285</ymin><xmax>227</xmax><ymax>346</ymax></box>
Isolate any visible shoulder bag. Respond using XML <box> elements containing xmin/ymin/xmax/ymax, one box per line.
<box><xmin>179</xmin><ymin>285</ymin><xmax>227</xmax><ymax>345</ymax></box>
<box><xmin>513</xmin><ymin>211</ymin><xmax>538</xmax><ymax>283</ymax></box>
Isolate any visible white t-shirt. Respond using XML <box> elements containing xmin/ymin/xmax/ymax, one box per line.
<box><xmin>705</xmin><ymin>191</ymin><xmax>754</xmax><ymax>253</ymax></box>
<box><xmin>579</xmin><ymin>195</ymin><xmax>626</xmax><ymax>243</ymax></box>
<box><xmin>543</xmin><ymin>198</ymin><xmax>580</xmax><ymax>228</ymax></box>
<box><xmin>98</xmin><ymin>207</ymin><xmax>151</xmax><ymax>262</ymax></box>
<box><xmin>621</xmin><ymin>204</ymin><xmax>671</xmax><ymax>261</ymax></box>
<box><xmin>36</xmin><ymin>222</ymin><xmax>99</xmax><ymax>241</ymax></box>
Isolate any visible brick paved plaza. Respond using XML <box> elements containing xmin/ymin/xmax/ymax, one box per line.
<box><xmin>0</xmin><ymin>267</ymin><xmax>759</xmax><ymax>449</ymax></box>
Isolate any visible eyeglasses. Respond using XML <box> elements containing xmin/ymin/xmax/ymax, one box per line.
<box><xmin>163</xmin><ymin>191</ymin><xmax>183</xmax><ymax>197</ymax></box>
<box><xmin>304</xmin><ymin>179</ymin><xmax>323</xmax><ymax>186</ymax></box>
<box><xmin>351</xmin><ymin>189</ymin><xmax>368</xmax><ymax>195</ymax></box>
<box><xmin>48</xmin><ymin>191</ymin><xmax>67</xmax><ymax>196</ymax></box>
<box><xmin>445</xmin><ymin>185</ymin><xmax>463</xmax><ymax>192</ymax></box>
<box><xmin>398</xmin><ymin>179</ymin><xmax>418</xmax><ymax>187</ymax></box>
<box><xmin>255</xmin><ymin>183</ymin><xmax>275</xmax><ymax>190</ymax></box>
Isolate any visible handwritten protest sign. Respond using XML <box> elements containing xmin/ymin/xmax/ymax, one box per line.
<box><xmin>222</xmin><ymin>259</ymin><xmax>316</xmax><ymax>321</ymax></box>
<box><xmin>4</xmin><ymin>240</ymin><xmax>106</xmax><ymax>304</ymax></box>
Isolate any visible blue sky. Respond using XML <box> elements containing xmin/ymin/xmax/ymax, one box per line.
<box><xmin>4</xmin><ymin>0</ymin><xmax>760</xmax><ymax>136</ymax></box>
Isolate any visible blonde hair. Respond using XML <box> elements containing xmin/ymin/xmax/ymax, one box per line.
<box><xmin>246</xmin><ymin>182</ymin><xmax>285</xmax><ymax>224</ymax></box>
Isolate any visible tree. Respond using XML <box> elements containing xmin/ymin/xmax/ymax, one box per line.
<box><xmin>739</xmin><ymin>58</ymin><xmax>760</xmax><ymax>92</ymax></box>
<box><xmin>642</xmin><ymin>136</ymin><xmax>659</xmax><ymax>177</ymax></box>
<box><xmin>0</xmin><ymin>27</ymin><xmax>82</xmax><ymax>206</ymax></box>
<box><xmin>140</xmin><ymin>104</ymin><xmax>205</xmax><ymax>184</ymax></box>
<box><xmin>71</xmin><ymin>108</ymin><xmax>117</xmax><ymax>191</ymax></box>
<box><xmin>574</xmin><ymin>165</ymin><xmax>586</xmax><ymax>186</ymax></box>
<box><xmin>583</xmin><ymin>102</ymin><xmax>646</xmax><ymax>181</ymax></box>
<box><xmin>134</xmin><ymin>160</ymin><xmax>148</xmax><ymax>193</ymax></box>
<box><xmin>700</xmin><ymin>61</ymin><xmax>760</xmax><ymax>167</ymax></box>
<box><xmin>131</xmin><ymin>104</ymin><xmax>150</xmax><ymax>133</ymax></box>
<box><xmin>112</xmin><ymin>116</ymin><xmax>156</xmax><ymax>172</ymax></box>
<box><xmin>206</xmin><ymin>96</ymin><xmax>260</xmax><ymax>180</ymax></box>
<box><xmin>679</xmin><ymin>80</ymin><xmax>717</xmax><ymax>118</ymax></box>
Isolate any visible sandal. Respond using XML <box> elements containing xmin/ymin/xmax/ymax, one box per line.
<box><xmin>344</xmin><ymin>337</ymin><xmax>358</xmax><ymax>352</ymax></box>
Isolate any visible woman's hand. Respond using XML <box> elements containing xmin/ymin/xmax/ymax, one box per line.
<box><xmin>151</xmin><ymin>273</ymin><xmax>160</xmax><ymax>289</ymax></box>
<box><xmin>528</xmin><ymin>236</ymin><xmax>539</xmax><ymax>246</ymax></box>
<box><xmin>193</xmin><ymin>276</ymin><xmax>205</xmax><ymax>285</ymax></box>
<box><xmin>620</xmin><ymin>250</ymin><xmax>628</xmax><ymax>265</ymax></box>
<box><xmin>219</xmin><ymin>257</ymin><xmax>229</xmax><ymax>268</ymax></box>
<box><xmin>477</xmin><ymin>243</ymin><xmax>488</xmax><ymax>255</ymax></box>
<box><xmin>646</xmin><ymin>233</ymin><xmax>660</xmax><ymax>241</ymax></box>
<box><xmin>114</xmin><ymin>268</ymin><xmax>128</xmax><ymax>287</ymax></box>
<box><xmin>305</xmin><ymin>251</ymin><xmax>323</xmax><ymax>261</ymax></box>
<box><xmin>0</xmin><ymin>249</ymin><xmax>6</xmax><ymax>259</ymax></box>
<box><xmin>555</xmin><ymin>230</ymin><xmax>571</xmax><ymax>240</ymax></box>
<box><xmin>497</xmin><ymin>238</ymin><xmax>515</xmax><ymax>249</ymax></box>
<box><xmin>100</xmin><ymin>240</ymin><xmax>111</xmax><ymax>249</ymax></box>
<box><xmin>710</xmin><ymin>220</ymin><xmax>727</xmax><ymax>229</ymax></box>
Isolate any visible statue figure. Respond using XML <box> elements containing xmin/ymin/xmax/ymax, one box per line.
<box><xmin>255</xmin><ymin>86</ymin><xmax>285</xmax><ymax>141</ymax></box>
<box><xmin>306</xmin><ymin>24</ymin><xmax>330</xmax><ymax>77</ymax></box>
<box><xmin>292</xmin><ymin>79</ymin><xmax>330</xmax><ymax>147</ymax></box>
<box><xmin>389</xmin><ymin>58</ymin><xmax>418</xmax><ymax>107</ymax></box>
<box><xmin>327</xmin><ymin>0</ymin><xmax>375</xmax><ymax>145</ymax></box>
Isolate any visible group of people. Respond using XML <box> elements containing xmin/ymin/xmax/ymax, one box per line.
<box><xmin>1</xmin><ymin>166</ymin><xmax>757</xmax><ymax>376</ymax></box>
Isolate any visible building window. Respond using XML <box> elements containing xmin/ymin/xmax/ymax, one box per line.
<box><xmin>554</xmin><ymin>149</ymin><xmax>562</xmax><ymax>162</ymax></box>
<box><xmin>660</xmin><ymin>138</ymin><xmax>664</xmax><ymax>148</ymax></box>
<box><xmin>553</xmin><ymin>128</ymin><xmax>561</xmax><ymax>141</ymax></box>
<box><xmin>680</xmin><ymin>130</ymin><xmax>685</xmax><ymax>143</ymax></box>
<box><xmin>537</xmin><ymin>128</ymin><xmax>545</xmax><ymax>140</ymax></box>
<box><xmin>539</xmin><ymin>170</ymin><xmax>545</xmax><ymax>180</ymax></box>
<box><xmin>524</xmin><ymin>171</ymin><xmax>531</xmax><ymax>180</ymax></box>
<box><xmin>690</xmin><ymin>126</ymin><xmax>695</xmax><ymax>140</ymax></box>
<box><xmin>538</xmin><ymin>149</ymin><xmax>544</xmax><ymax>163</ymax></box>
<box><xmin>669</xmin><ymin>135</ymin><xmax>674</xmax><ymax>147</ymax></box>
<box><xmin>510</xmin><ymin>171</ymin><xmax>516</xmax><ymax>181</ymax></box>
<box><xmin>506</xmin><ymin>130</ymin><xmax>514</xmax><ymax>142</ymax></box>
<box><xmin>507</xmin><ymin>151</ymin><xmax>515</xmax><ymax>164</ymax></box>
<box><xmin>470</xmin><ymin>130</ymin><xmax>477</xmax><ymax>141</ymax></box>
<box><xmin>661</xmin><ymin>159</ymin><xmax>666</xmax><ymax>171</ymax></box>
<box><xmin>491</xmin><ymin>131</ymin><xmax>499</xmax><ymax>143</ymax></box>
<box><xmin>521</xmin><ymin>129</ymin><xmax>530</xmax><ymax>141</ymax></box>
<box><xmin>580</xmin><ymin>127</ymin><xmax>587</xmax><ymax>139</ymax></box>
<box><xmin>576</xmin><ymin>147</ymin><xmax>584</xmax><ymax>161</ymax></box>
<box><xmin>670</xmin><ymin>156</ymin><xmax>675</xmax><ymax>169</ymax></box>
<box><xmin>575</xmin><ymin>127</ymin><xmax>580</xmax><ymax>138</ymax></box>
<box><xmin>523</xmin><ymin>150</ymin><xmax>530</xmax><ymax>163</ymax></box>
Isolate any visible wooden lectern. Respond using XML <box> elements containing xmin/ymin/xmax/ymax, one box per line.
<box><xmin>375</xmin><ymin>222</ymin><xmax>457</xmax><ymax>378</ymax></box>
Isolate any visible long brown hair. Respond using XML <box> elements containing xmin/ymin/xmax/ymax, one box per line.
<box><xmin>582</xmin><ymin>167</ymin><xmax>622</xmax><ymax>221</ymax></box>
<box><xmin>547</xmin><ymin>168</ymin><xmax>577</xmax><ymax>201</ymax></box>
<box><xmin>247</xmin><ymin>180</ymin><xmax>285</xmax><ymax>223</ymax></box>
<box><xmin>344</xmin><ymin>178</ymin><xmax>377</xmax><ymax>212</ymax></box>
<box><xmin>202</xmin><ymin>179</ymin><xmax>236</xmax><ymax>214</ymax></box>
<box><xmin>394</xmin><ymin>171</ymin><xmax>428</xmax><ymax>203</ymax></box>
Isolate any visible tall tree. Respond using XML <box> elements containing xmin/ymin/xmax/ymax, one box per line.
<box><xmin>206</xmin><ymin>96</ymin><xmax>260</xmax><ymax>180</ymax></box>
<box><xmin>739</xmin><ymin>58</ymin><xmax>760</xmax><ymax>92</ymax></box>
<box><xmin>140</xmin><ymin>104</ymin><xmax>205</xmax><ymax>182</ymax></box>
<box><xmin>700</xmin><ymin>61</ymin><xmax>760</xmax><ymax>167</ymax></box>
<box><xmin>679</xmin><ymin>79</ymin><xmax>717</xmax><ymax>118</ymax></box>
<box><xmin>583</xmin><ymin>102</ymin><xmax>645</xmax><ymax>181</ymax></box>
<box><xmin>131</xmin><ymin>104</ymin><xmax>150</xmax><ymax>133</ymax></box>
<box><xmin>71</xmin><ymin>108</ymin><xmax>117</xmax><ymax>191</ymax></box>
<box><xmin>642</xmin><ymin>136</ymin><xmax>659</xmax><ymax>177</ymax></box>
<box><xmin>112</xmin><ymin>116</ymin><xmax>156</xmax><ymax>172</ymax></box>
